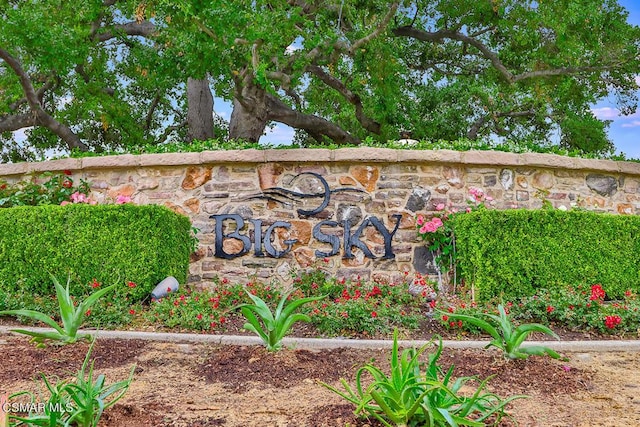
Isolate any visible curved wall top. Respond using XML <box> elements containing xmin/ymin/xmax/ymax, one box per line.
<box><xmin>2</xmin><ymin>149</ymin><xmax>638</xmax><ymax>287</ymax></box>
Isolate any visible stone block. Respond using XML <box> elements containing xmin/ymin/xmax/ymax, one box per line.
<box><xmin>334</xmin><ymin>147</ymin><xmax>397</xmax><ymax>162</ymax></box>
<box><xmin>442</xmin><ymin>166</ymin><xmax>465</xmax><ymax>189</ymax></box>
<box><xmin>532</xmin><ymin>172</ymin><xmax>555</xmax><ymax>189</ymax></box>
<box><xmin>462</xmin><ymin>150</ymin><xmax>521</xmax><ymax>166</ymax></box>
<box><xmin>351</xmin><ymin>165</ymin><xmax>380</xmax><ymax>192</ymax></box>
<box><xmin>0</xmin><ymin>162</ymin><xmax>27</xmax><ymax>176</ymax></box>
<box><xmin>265</xmin><ymin>148</ymin><xmax>331</xmax><ymax>162</ymax></box>
<box><xmin>81</xmin><ymin>154</ymin><xmax>139</xmax><ymax>169</ymax></box>
<box><xmin>586</xmin><ymin>174</ymin><xmax>618</xmax><ymax>197</ymax></box>
<box><xmin>397</xmin><ymin>149</ymin><xmax>462</xmax><ymax>163</ymax></box>
<box><xmin>182</xmin><ymin>166</ymin><xmax>212</xmax><ymax>190</ymax></box>
<box><xmin>139</xmin><ymin>152</ymin><xmax>201</xmax><ymax>166</ymax></box>
<box><xmin>200</xmin><ymin>149</ymin><xmax>265</xmax><ymax>163</ymax></box>
<box><xmin>28</xmin><ymin>158</ymin><xmax>82</xmax><ymax>173</ymax></box>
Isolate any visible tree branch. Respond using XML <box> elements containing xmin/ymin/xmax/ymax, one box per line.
<box><xmin>514</xmin><ymin>66</ymin><xmax>616</xmax><ymax>82</ymax></box>
<box><xmin>307</xmin><ymin>64</ymin><xmax>381</xmax><ymax>134</ymax></box>
<box><xmin>393</xmin><ymin>25</ymin><xmax>618</xmax><ymax>85</ymax></box>
<box><xmin>392</xmin><ymin>26</ymin><xmax>515</xmax><ymax>82</ymax></box>
<box><xmin>467</xmin><ymin>109</ymin><xmax>536</xmax><ymax>139</ymax></box>
<box><xmin>158</xmin><ymin>119</ymin><xmax>188</xmax><ymax>144</ymax></box>
<box><xmin>145</xmin><ymin>92</ymin><xmax>162</xmax><ymax>131</ymax></box>
<box><xmin>266</xmin><ymin>94</ymin><xmax>360</xmax><ymax>145</ymax></box>
<box><xmin>349</xmin><ymin>2</ymin><xmax>399</xmax><ymax>55</ymax></box>
<box><xmin>0</xmin><ymin>113</ymin><xmax>36</xmax><ymax>133</ymax></box>
<box><xmin>95</xmin><ymin>20</ymin><xmax>156</xmax><ymax>42</ymax></box>
<box><xmin>0</xmin><ymin>47</ymin><xmax>87</xmax><ymax>151</ymax></box>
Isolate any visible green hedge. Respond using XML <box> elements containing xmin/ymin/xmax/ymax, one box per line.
<box><xmin>454</xmin><ymin>209</ymin><xmax>640</xmax><ymax>301</ymax></box>
<box><xmin>0</xmin><ymin>204</ymin><xmax>192</xmax><ymax>300</ymax></box>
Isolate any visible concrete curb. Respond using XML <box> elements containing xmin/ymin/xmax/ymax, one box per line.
<box><xmin>2</xmin><ymin>326</ymin><xmax>639</xmax><ymax>352</ymax></box>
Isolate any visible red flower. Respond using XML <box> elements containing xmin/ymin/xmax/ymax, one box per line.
<box><xmin>447</xmin><ymin>306</ymin><xmax>454</xmax><ymax>313</ymax></box>
<box><xmin>127</xmin><ymin>281</ymin><xmax>136</xmax><ymax>288</ymax></box>
<box><xmin>91</xmin><ymin>279</ymin><xmax>100</xmax><ymax>288</ymax></box>
<box><xmin>457</xmin><ymin>320</ymin><xmax>463</xmax><ymax>328</ymax></box>
<box><xmin>625</xmin><ymin>290</ymin><xmax>633</xmax><ymax>298</ymax></box>
<box><xmin>85</xmin><ymin>309</ymin><xmax>91</xmax><ymax>316</ymax></box>
<box><xmin>210</xmin><ymin>322</ymin><xmax>217</xmax><ymax>328</ymax></box>
<box><xmin>442</xmin><ymin>315</ymin><xmax>449</xmax><ymax>322</ymax></box>
<box><xmin>63</xmin><ymin>170</ymin><xmax>72</xmax><ymax>176</ymax></box>
<box><xmin>547</xmin><ymin>305</ymin><xmax>555</xmax><ymax>314</ymax></box>
<box><xmin>196</xmin><ymin>313</ymin><xmax>203</xmax><ymax>320</ymax></box>
<box><xmin>62</xmin><ymin>179</ymin><xmax>73</xmax><ymax>188</ymax></box>
<box><xmin>129</xmin><ymin>309</ymin><xmax>135</xmax><ymax>315</ymax></box>
<box><xmin>604</xmin><ymin>315</ymin><xmax>621</xmax><ymax>329</ymax></box>
<box><xmin>371</xmin><ymin>311</ymin><xmax>378</xmax><ymax>318</ymax></box>
<box><xmin>429</xmin><ymin>300</ymin><xmax>436</xmax><ymax>309</ymax></box>
<box><xmin>449</xmin><ymin>321</ymin><xmax>456</xmax><ymax>328</ymax></box>
<box><xmin>590</xmin><ymin>284</ymin><xmax>606</xmax><ymax>302</ymax></box>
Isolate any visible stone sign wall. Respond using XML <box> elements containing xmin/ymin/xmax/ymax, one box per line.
<box><xmin>1</xmin><ymin>148</ymin><xmax>639</xmax><ymax>288</ymax></box>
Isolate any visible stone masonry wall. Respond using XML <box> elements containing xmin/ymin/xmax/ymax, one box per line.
<box><xmin>1</xmin><ymin>148</ymin><xmax>639</xmax><ymax>289</ymax></box>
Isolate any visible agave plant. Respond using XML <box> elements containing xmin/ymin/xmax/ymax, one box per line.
<box><xmin>0</xmin><ymin>275</ymin><xmax>116</xmax><ymax>347</ymax></box>
<box><xmin>7</xmin><ymin>339</ymin><xmax>134</xmax><ymax>427</ymax></box>
<box><xmin>322</xmin><ymin>329</ymin><xmax>522</xmax><ymax>427</ymax></box>
<box><xmin>444</xmin><ymin>304</ymin><xmax>567</xmax><ymax>360</ymax></box>
<box><xmin>238</xmin><ymin>288</ymin><xmax>325</xmax><ymax>351</ymax></box>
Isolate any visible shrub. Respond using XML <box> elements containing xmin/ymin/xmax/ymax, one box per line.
<box><xmin>454</xmin><ymin>209</ymin><xmax>640</xmax><ymax>301</ymax></box>
<box><xmin>510</xmin><ymin>284</ymin><xmax>640</xmax><ymax>334</ymax></box>
<box><xmin>0</xmin><ymin>204</ymin><xmax>192</xmax><ymax>301</ymax></box>
<box><xmin>0</xmin><ymin>171</ymin><xmax>90</xmax><ymax>207</ymax></box>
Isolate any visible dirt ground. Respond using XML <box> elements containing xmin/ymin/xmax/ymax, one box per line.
<box><xmin>1</xmin><ymin>335</ymin><xmax>639</xmax><ymax>427</ymax></box>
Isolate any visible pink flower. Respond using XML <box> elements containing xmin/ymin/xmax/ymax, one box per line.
<box><xmin>431</xmin><ymin>217</ymin><xmax>443</xmax><ymax>227</ymax></box>
<box><xmin>60</xmin><ymin>201</ymin><xmax>70</xmax><ymax>206</ymax></box>
<box><xmin>485</xmin><ymin>196</ymin><xmax>493</xmax><ymax>201</ymax></box>
<box><xmin>466</xmin><ymin>207</ymin><xmax>472</xmax><ymax>213</ymax></box>
<box><xmin>420</xmin><ymin>222</ymin><xmax>438</xmax><ymax>233</ymax></box>
<box><xmin>70</xmin><ymin>192</ymin><xmax>88</xmax><ymax>203</ymax></box>
<box><xmin>116</xmin><ymin>195</ymin><xmax>132</xmax><ymax>204</ymax></box>
<box><xmin>435</xmin><ymin>203</ymin><xmax>445</xmax><ymax>211</ymax></box>
<box><xmin>416</xmin><ymin>215</ymin><xmax>425</xmax><ymax>226</ymax></box>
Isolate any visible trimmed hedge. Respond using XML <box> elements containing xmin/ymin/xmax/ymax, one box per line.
<box><xmin>0</xmin><ymin>204</ymin><xmax>192</xmax><ymax>300</ymax></box>
<box><xmin>454</xmin><ymin>209</ymin><xmax>640</xmax><ymax>301</ymax></box>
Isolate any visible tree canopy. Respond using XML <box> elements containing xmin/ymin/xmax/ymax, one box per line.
<box><xmin>1</xmin><ymin>0</ymin><xmax>638</xmax><ymax>161</ymax></box>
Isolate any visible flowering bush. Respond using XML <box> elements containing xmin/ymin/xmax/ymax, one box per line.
<box><xmin>145</xmin><ymin>283</ymin><xmax>255</xmax><ymax>331</ymax></box>
<box><xmin>416</xmin><ymin>187</ymin><xmax>492</xmax><ymax>272</ymax></box>
<box><xmin>510</xmin><ymin>284</ymin><xmax>640</xmax><ymax>334</ymax></box>
<box><xmin>0</xmin><ymin>171</ymin><xmax>90</xmax><ymax>207</ymax></box>
<box><xmin>304</xmin><ymin>277</ymin><xmax>424</xmax><ymax>336</ymax></box>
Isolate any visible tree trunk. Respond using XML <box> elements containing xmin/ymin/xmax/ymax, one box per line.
<box><xmin>266</xmin><ymin>94</ymin><xmax>360</xmax><ymax>145</ymax></box>
<box><xmin>186</xmin><ymin>77</ymin><xmax>215</xmax><ymax>142</ymax></box>
<box><xmin>228</xmin><ymin>81</ymin><xmax>269</xmax><ymax>142</ymax></box>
